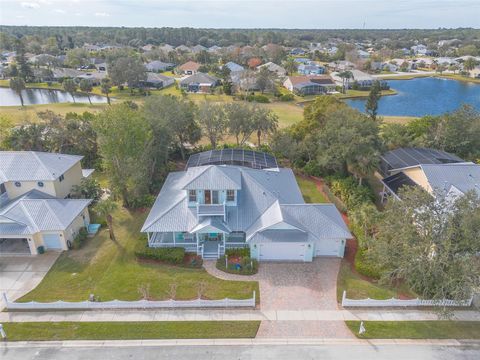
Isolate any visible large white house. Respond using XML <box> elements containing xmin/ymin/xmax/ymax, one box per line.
<box><xmin>142</xmin><ymin>149</ymin><xmax>351</xmax><ymax>262</ymax></box>
<box><xmin>0</xmin><ymin>151</ymin><xmax>93</xmax><ymax>255</ymax></box>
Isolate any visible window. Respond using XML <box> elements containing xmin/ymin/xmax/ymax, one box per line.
<box><xmin>37</xmin><ymin>181</ymin><xmax>44</xmax><ymax>188</ymax></box>
<box><xmin>227</xmin><ymin>190</ymin><xmax>235</xmax><ymax>202</ymax></box>
<box><xmin>14</xmin><ymin>182</ymin><xmax>21</xmax><ymax>187</ymax></box>
<box><xmin>59</xmin><ymin>174</ymin><xmax>65</xmax><ymax>182</ymax></box>
<box><xmin>212</xmin><ymin>190</ymin><xmax>219</xmax><ymax>204</ymax></box>
<box><xmin>188</xmin><ymin>190</ymin><xmax>197</xmax><ymax>202</ymax></box>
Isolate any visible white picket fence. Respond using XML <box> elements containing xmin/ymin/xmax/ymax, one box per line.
<box><xmin>341</xmin><ymin>290</ymin><xmax>473</xmax><ymax>308</ymax></box>
<box><xmin>2</xmin><ymin>292</ymin><xmax>256</xmax><ymax>311</ymax></box>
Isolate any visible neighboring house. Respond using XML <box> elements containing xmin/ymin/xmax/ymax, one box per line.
<box><xmin>158</xmin><ymin>44</ymin><xmax>175</xmax><ymax>53</ymax></box>
<box><xmin>140</xmin><ymin>72</ymin><xmax>175</xmax><ymax>89</ymax></box>
<box><xmin>224</xmin><ymin>61</ymin><xmax>244</xmax><ymax>73</ymax></box>
<box><xmin>180</xmin><ymin>72</ymin><xmax>219</xmax><ymax>93</ymax></box>
<box><xmin>257</xmin><ymin>62</ymin><xmax>287</xmax><ymax>77</ymax></box>
<box><xmin>357</xmin><ymin>49</ymin><xmax>370</xmax><ymax>59</ymax></box>
<box><xmin>191</xmin><ymin>45</ymin><xmax>207</xmax><ymax>53</ymax></box>
<box><xmin>327</xmin><ymin>60</ymin><xmax>356</xmax><ymax>71</ymax></box>
<box><xmin>411</xmin><ymin>44</ymin><xmax>428</xmax><ymax>55</ymax></box>
<box><xmin>290</xmin><ymin>48</ymin><xmax>307</xmax><ymax>56</ymax></box>
<box><xmin>177</xmin><ymin>61</ymin><xmax>201</xmax><ymax>75</ymax></box>
<box><xmin>298</xmin><ymin>63</ymin><xmax>325</xmax><ymax>75</ymax></box>
<box><xmin>283</xmin><ymin>75</ymin><xmax>336</xmax><ymax>95</ymax></box>
<box><xmin>230</xmin><ymin>70</ymin><xmax>260</xmax><ymax>91</ymax></box>
<box><xmin>34</xmin><ymin>68</ymin><xmax>83</xmax><ymax>82</ymax></box>
<box><xmin>0</xmin><ymin>151</ymin><xmax>94</xmax><ymax>255</ymax></box>
<box><xmin>294</xmin><ymin>58</ymin><xmax>312</xmax><ymax>64</ymax></box>
<box><xmin>331</xmin><ymin>69</ymin><xmax>388</xmax><ymax>89</ymax></box>
<box><xmin>142</xmin><ymin>44</ymin><xmax>155</xmax><ymax>52</ymax></box>
<box><xmin>145</xmin><ymin>60</ymin><xmax>175</xmax><ymax>72</ymax></box>
<box><xmin>176</xmin><ymin>45</ymin><xmax>191</xmax><ymax>53</ymax></box>
<box><xmin>75</xmin><ymin>71</ymin><xmax>107</xmax><ymax>86</ymax></box>
<box><xmin>470</xmin><ymin>67</ymin><xmax>480</xmax><ymax>79</ymax></box>
<box><xmin>142</xmin><ymin>149</ymin><xmax>351</xmax><ymax>261</ymax></box>
<box><xmin>208</xmin><ymin>45</ymin><xmax>222</xmax><ymax>53</ymax></box>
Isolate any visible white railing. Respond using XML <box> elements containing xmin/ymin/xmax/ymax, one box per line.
<box><xmin>225</xmin><ymin>242</ymin><xmax>249</xmax><ymax>248</ymax></box>
<box><xmin>341</xmin><ymin>291</ymin><xmax>473</xmax><ymax>308</ymax></box>
<box><xmin>2</xmin><ymin>292</ymin><xmax>256</xmax><ymax>311</ymax></box>
<box><xmin>197</xmin><ymin>243</ymin><xmax>204</xmax><ymax>257</ymax></box>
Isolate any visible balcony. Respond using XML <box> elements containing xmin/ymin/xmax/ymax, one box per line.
<box><xmin>197</xmin><ymin>203</ymin><xmax>225</xmax><ymax>218</ymax></box>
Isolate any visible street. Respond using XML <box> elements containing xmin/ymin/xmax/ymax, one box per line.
<box><xmin>2</xmin><ymin>343</ymin><xmax>480</xmax><ymax>360</ymax></box>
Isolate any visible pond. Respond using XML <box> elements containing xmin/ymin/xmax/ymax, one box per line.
<box><xmin>346</xmin><ymin>77</ymin><xmax>480</xmax><ymax>117</ymax></box>
<box><xmin>0</xmin><ymin>87</ymin><xmax>108</xmax><ymax>106</ymax></box>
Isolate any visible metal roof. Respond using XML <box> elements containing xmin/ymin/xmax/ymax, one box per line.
<box><xmin>0</xmin><ymin>151</ymin><xmax>83</xmax><ymax>182</ymax></box>
<box><xmin>381</xmin><ymin>147</ymin><xmax>464</xmax><ymax>171</ymax></box>
<box><xmin>186</xmin><ymin>149</ymin><xmax>278</xmax><ymax>170</ymax></box>
<box><xmin>421</xmin><ymin>163</ymin><xmax>480</xmax><ymax>196</ymax></box>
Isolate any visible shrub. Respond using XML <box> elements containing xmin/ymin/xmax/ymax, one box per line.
<box><xmin>279</xmin><ymin>93</ymin><xmax>295</xmax><ymax>102</ymax></box>
<box><xmin>246</xmin><ymin>94</ymin><xmax>270</xmax><ymax>103</ymax></box>
<box><xmin>216</xmin><ymin>255</ymin><xmax>258</xmax><ymax>275</ymax></box>
<box><xmin>326</xmin><ymin>176</ymin><xmax>375</xmax><ymax>209</ymax></box>
<box><xmin>354</xmin><ymin>248</ymin><xmax>381</xmax><ymax>279</ymax></box>
<box><xmin>73</xmin><ymin>228</ymin><xmax>88</xmax><ymax>249</ymax></box>
<box><xmin>225</xmin><ymin>247</ymin><xmax>250</xmax><ymax>257</ymax></box>
<box><xmin>129</xmin><ymin>194</ymin><xmax>156</xmax><ymax>209</ymax></box>
<box><xmin>135</xmin><ymin>245</ymin><xmax>185</xmax><ymax>265</ymax></box>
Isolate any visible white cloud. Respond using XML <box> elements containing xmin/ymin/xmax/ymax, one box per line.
<box><xmin>53</xmin><ymin>9</ymin><xmax>66</xmax><ymax>13</ymax></box>
<box><xmin>94</xmin><ymin>12</ymin><xmax>110</xmax><ymax>17</ymax></box>
<box><xmin>21</xmin><ymin>2</ymin><xmax>40</xmax><ymax>9</ymax></box>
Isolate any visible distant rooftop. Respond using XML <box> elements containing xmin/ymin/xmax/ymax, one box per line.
<box><xmin>186</xmin><ymin>149</ymin><xmax>278</xmax><ymax>170</ymax></box>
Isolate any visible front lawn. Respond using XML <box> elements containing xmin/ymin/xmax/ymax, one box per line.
<box><xmin>19</xmin><ymin>205</ymin><xmax>259</xmax><ymax>303</ymax></box>
<box><xmin>3</xmin><ymin>321</ymin><xmax>260</xmax><ymax>341</ymax></box>
<box><xmin>296</xmin><ymin>175</ymin><xmax>327</xmax><ymax>203</ymax></box>
<box><xmin>346</xmin><ymin>321</ymin><xmax>480</xmax><ymax>339</ymax></box>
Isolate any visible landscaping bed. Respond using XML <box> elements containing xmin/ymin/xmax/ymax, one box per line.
<box><xmin>2</xmin><ymin>321</ymin><xmax>260</xmax><ymax>341</ymax></box>
<box><xmin>216</xmin><ymin>248</ymin><xmax>258</xmax><ymax>276</ymax></box>
<box><xmin>135</xmin><ymin>245</ymin><xmax>203</xmax><ymax>269</ymax></box>
<box><xmin>346</xmin><ymin>321</ymin><xmax>480</xmax><ymax>339</ymax></box>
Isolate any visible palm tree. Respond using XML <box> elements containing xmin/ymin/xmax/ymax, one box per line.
<box><xmin>10</xmin><ymin>77</ymin><xmax>26</xmax><ymax>106</ymax></box>
<box><xmin>79</xmin><ymin>79</ymin><xmax>93</xmax><ymax>105</ymax></box>
<box><xmin>348</xmin><ymin>151</ymin><xmax>378</xmax><ymax>186</ymax></box>
<box><xmin>338</xmin><ymin>71</ymin><xmax>353</xmax><ymax>94</ymax></box>
<box><xmin>63</xmin><ymin>79</ymin><xmax>78</xmax><ymax>103</ymax></box>
<box><xmin>101</xmin><ymin>78</ymin><xmax>112</xmax><ymax>105</ymax></box>
<box><xmin>94</xmin><ymin>199</ymin><xmax>118</xmax><ymax>242</ymax></box>
<box><xmin>283</xmin><ymin>57</ymin><xmax>297</xmax><ymax>75</ymax></box>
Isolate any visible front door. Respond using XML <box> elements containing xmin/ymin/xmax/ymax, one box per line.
<box><xmin>212</xmin><ymin>190</ymin><xmax>219</xmax><ymax>204</ymax></box>
<box><xmin>204</xmin><ymin>190</ymin><xmax>211</xmax><ymax>204</ymax></box>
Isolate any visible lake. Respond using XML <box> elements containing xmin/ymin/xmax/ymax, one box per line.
<box><xmin>0</xmin><ymin>87</ymin><xmax>108</xmax><ymax>106</ymax></box>
<box><xmin>346</xmin><ymin>77</ymin><xmax>480</xmax><ymax>117</ymax></box>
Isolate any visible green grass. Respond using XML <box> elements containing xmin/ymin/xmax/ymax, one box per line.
<box><xmin>19</xmin><ymin>205</ymin><xmax>259</xmax><ymax>303</ymax></box>
<box><xmin>334</xmin><ymin>89</ymin><xmax>397</xmax><ymax>99</ymax></box>
<box><xmin>336</xmin><ymin>260</ymin><xmax>414</xmax><ymax>302</ymax></box>
<box><xmin>435</xmin><ymin>73</ymin><xmax>480</xmax><ymax>84</ymax></box>
<box><xmin>296</xmin><ymin>175</ymin><xmax>327</xmax><ymax>203</ymax></box>
<box><xmin>346</xmin><ymin>321</ymin><xmax>480</xmax><ymax>339</ymax></box>
<box><xmin>2</xmin><ymin>321</ymin><xmax>260</xmax><ymax>341</ymax></box>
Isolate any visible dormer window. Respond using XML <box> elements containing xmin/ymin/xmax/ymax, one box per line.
<box><xmin>188</xmin><ymin>190</ymin><xmax>197</xmax><ymax>202</ymax></box>
<box><xmin>227</xmin><ymin>189</ymin><xmax>235</xmax><ymax>202</ymax></box>
<box><xmin>59</xmin><ymin>174</ymin><xmax>65</xmax><ymax>182</ymax></box>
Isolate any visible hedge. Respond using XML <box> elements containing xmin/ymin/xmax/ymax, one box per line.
<box><xmin>326</xmin><ymin>176</ymin><xmax>375</xmax><ymax>209</ymax></box>
<box><xmin>135</xmin><ymin>246</ymin><xmax>185</xmax><ymax>265</ymax></box>
<box><xmin>225</xmin><ymin>247</ymin><xmax>250</xmax><ymax>257</ymax></box>
<box><xmin>354</xmin><ymin>248</ymin><xmax>382</xmax><ymax>280</ymax></box>
<box><xmin>72</xmin><ymin>228</ymin><xmax>88</xmax><ymax>250</ymax></box>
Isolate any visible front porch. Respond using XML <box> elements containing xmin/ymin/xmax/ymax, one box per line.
<box><xmin>147</xmin><ymin>231</ymin><xmax>248</xmax><ymax>259</ymax></box>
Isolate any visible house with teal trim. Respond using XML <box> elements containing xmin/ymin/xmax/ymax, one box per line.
<box><xmin>142</xmin><ymin>149</ymin><xmax>351</xmax><ymax>261</ymax></box>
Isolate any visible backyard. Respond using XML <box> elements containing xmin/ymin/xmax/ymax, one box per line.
<box><xmin>19</xmin><ymin>205</ymin><xmax>259</xmax><ymax>303</ymax></box>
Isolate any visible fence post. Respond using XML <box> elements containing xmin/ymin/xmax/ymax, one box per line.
<box><xmin>342</xmin><ymin>290</ymin><xmax>346</xmax><ymax>307</ymax></box>
<box><xmin>253</xmin><ymin>291</ymin><xmax>256</xmax><ymax>307</ymax></box>
<box><xmin>2</xmin><ymin>293</ymin><xmax>8</xmax><ymax>307</ymax></box>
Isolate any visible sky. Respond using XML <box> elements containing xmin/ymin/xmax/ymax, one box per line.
<box><xmin>0</xmin><ymin>0</ymin><xmax>479</xmax><ymax>29</ymax></box>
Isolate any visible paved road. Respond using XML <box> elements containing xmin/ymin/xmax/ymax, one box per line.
<box><xmin>2</xmin><ymin>343</ymin><xmax>479</xmax><ymax>360</ymax></box>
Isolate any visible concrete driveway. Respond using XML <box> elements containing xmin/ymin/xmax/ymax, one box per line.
<box><xmin>0</xmin><ymin>252</ymin><xmax>59</xmax><ymax>309</ymax></box>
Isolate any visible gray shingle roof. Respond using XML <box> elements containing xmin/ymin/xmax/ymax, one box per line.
<box><xmin>0</xmin><ymin>151</ymin><xmax>83</xmax><ymax>182</ymax></box>
<box><xmin>142</xmin><ymin>164</ymin><xmax>352</xmax><ymax>241</ymax></box>
<box><xmin>180</xmin><ymin>73</ymin><xmax>218</xmax><ymax>85</ymax></box>
<box><xmin>0</xmin><ymin>190</ymin><xmax>91</xmax><ymax>236</ymax></box>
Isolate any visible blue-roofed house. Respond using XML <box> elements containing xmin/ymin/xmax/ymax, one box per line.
<box><xmin>294</xmin><ymin>58</ymin><xmax>312</xmax><ymax>64</ymax></box>
<box><xmin>224</xmin><ymin>61</ymin><xmax>244</xmax><ymax>73</ymax></box>
<box><xmin>298</xmin><ymin>63</ymin><xmax>325</xmax><ymax>75</ymax></box>
<box><xmin>0</xmin><ymin>151</ymin><xmax>94</xmax><ymax>255</ymax></box>
<box><xmin>142</xmin><ymin>149</ymin><xmax>351</xmax><ymax>261</ymax></box>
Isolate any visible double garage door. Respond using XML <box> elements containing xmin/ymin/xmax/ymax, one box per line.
<box><xmin>42</xmin><ymin>234</ymin><xmax>63</xmax><ymax>250</ymax></box>
<box><xmin>259</xmin><ymin>242</ymin><xmax>307</xmax><ymax>261</ymax></box>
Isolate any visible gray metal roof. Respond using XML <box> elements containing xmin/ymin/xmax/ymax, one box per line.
<box><xmin>182</xmin><ymin>166</ymin><xmax>242</xmax><ymax>190</ymax></box>
<box><xmin>0</xmin><ymin>190</ymin><xmax>91</xmax><ymax>236</ymax></box>
<box><xmin>0</xmin><ymin>151</ymin><xmax>83</xmax><ymax>182</ymax></box>
<box><xmin>141</xmin><ymin>165</ymin><xmax>352</xmax><ymax>241</ymax></box>
<box><xmin>180</xmin><ymin>73</ymin><xmax>218</xmax><ymax>85</ymax></box>
<box><xmin>420</xmin><ymin>163</ymin><xmax>480</xmax><ymax>196</ymax></box>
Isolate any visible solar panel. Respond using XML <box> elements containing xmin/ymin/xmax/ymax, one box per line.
<box><xmin>186</xmin><ymin>149</ymin><xmax>278</xmax><ymax>170</ymax></box>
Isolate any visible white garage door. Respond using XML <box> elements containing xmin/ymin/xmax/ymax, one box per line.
<box><xmin>42</xmin><ymin>234</ymin><xmax>62</xmax><ymax>250</ymax></box>
<box><xmin>315</xmin><ymin>238</ymin><xmax>340</xmax><ymax>257</ymax></box>
<box><xmin>259</xmin><ymin>242</ymin><xmax>306</xmax><ymax>261</ymax></box>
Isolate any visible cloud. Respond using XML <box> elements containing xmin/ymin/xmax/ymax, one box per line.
<box><xmin>53</xmin><ymin>9</ymin><xmax>66</xmax><ymax>13</ymax></box>
<box><xmin>94</xmin><ymin>12</ymin><xmax>110</xmax><ymax>17</ymax></box>
<box><xmin>21</xmin><ymin>2</ymin><xmax>40</xmax><ymax>9</ymax></box>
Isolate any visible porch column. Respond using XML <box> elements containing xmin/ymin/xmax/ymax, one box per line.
<box><xmin>173</xmin><ymin>232</ymin><xmax>175</xmax><ymax>246</ymax></box>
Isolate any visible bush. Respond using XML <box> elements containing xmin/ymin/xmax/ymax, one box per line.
<box><xmin>225</xmin><ymin>247</ymin><xmax>250</xmax><ymax>257</ymax></box>
<box><xmin>246</xmin><ymin>94</ymin><xmax>270</xmax><ymax>103</ymax></box>
<box><xmin>216</xmin><ymin>255</ymin><xmax>258</xmax><ymax>275</ymax></box>
<box><xmin>279</xmin><ymin>93</ymin><xmax>295</xmax><ymax>102</ymax></box>
<box><xmin>73</xmin><ymin>228</ymin><xmax>88</xmax><ymax>249</ymax></box>
<box><xmin>326</xmin><ymin>176</ymin><xmax>375</xmax><ymax>209</ymax></box>
<box><xmin>354</xmin><ymin>248</ymin><xmax>381</xmax><ymax>279</ymax></box>
<box><xmin>129</xmin><ymin>194</ymin><xmax>156</xmax><ymax>209</ymax></box>
<box><xmin>135</xmin><ymin>245</ymin><xmax>185</xmax><ymax>265</ymax></box>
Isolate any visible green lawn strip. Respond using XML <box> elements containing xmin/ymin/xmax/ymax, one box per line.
<box><xmin>296</xmin><ymin>175</ymin><xmax>327</xmax><ymax>203</ymax></box>
<box><xmin>19</xmin><ymin>206</ymin><xmax>259</xmax><ymax>304</ymax></box>
<box><xmin>2</xmin><ymin>321</ymin><xmax>260</xmax><ymax>341</ymax></box>
<box><xmin>345</xmin><ymin>321</ymin><xmax>480</xmax><ymax>339</ymax></box>
<box><xmin>336</xmin><ymin>261</ymin><xmax>414</xmax><ymax>302</ymax></box>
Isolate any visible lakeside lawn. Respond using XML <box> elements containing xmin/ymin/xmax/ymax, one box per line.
<box><xmin>19</xmin><ymin>205</ymin><xmax>259</xmax><ymax>303</ymax></box>
<box><xmin>3</xmin><ymin>321</ymin><xmax>260</xmax><ymax>341</ymax></box>
<box><xmin>346</xmin><ymin>321</ymin><xmax>480</xmax><ymax>339</ymax></box>
<box><xmin>296</xmin><ymin>175</ymin><xmax>327</xmax><ymax>203</ymax></box>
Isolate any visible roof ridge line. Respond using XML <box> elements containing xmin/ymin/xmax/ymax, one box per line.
<box><xmin>19</xmin><ymin>201</ymin><xmax>39</xmax><ymax>232</ymax></box>
<box><xmin>142</xmin><ymin>195</ymin><xmax>186</xmax><ymax>232</ymax></box>
<box><xmin>31</xmin><ymin>151</ymin><xmax>55</xmax><ymax>180</ymax></box>
<box><xmin>43</xmin><ymin>199</ymin><xmax>65</xmax><ymax>227</ymax></box>
<box><xmin>181</xmin><ymin>165</ymin><xmax>212</xmax><ymax>189</ymax></box>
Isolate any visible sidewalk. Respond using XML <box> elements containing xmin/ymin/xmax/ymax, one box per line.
<box><xmin>1</xmin><ymin>309</ymin><xmax>479</xmax><ymax>323</ymax></box>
